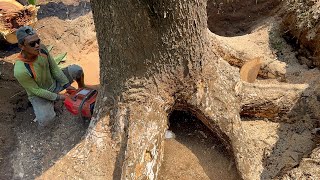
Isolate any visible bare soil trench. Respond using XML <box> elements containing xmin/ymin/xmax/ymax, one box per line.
<box><xmin>1</xmin><ymin>0</ymin><xmax>320</xmax><ymax>179</ymax></box>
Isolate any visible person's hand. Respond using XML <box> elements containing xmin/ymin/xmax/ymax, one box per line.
<box><xmin>57</xmin><ymin>94</ymin><xmax>67</xmax><ymax>101</ymax></box>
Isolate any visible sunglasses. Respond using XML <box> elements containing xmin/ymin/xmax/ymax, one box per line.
<box><xmin>28</xmin><ymin>39</ymin><xmax>41</xmax><ymax>47</ymax></box>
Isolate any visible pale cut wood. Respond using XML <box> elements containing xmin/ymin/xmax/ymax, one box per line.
<box><xmin>240</xmin><ymin>57</ymin><xmax>262</xmax><ymax>83</ymax></box>
<box><xmin>0</xmin><ymin>0</ymin><xmax>24</xmax><ymax>12</ymax></box>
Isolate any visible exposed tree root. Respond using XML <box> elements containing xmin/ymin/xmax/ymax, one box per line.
<box><xmin>209</xmin><ymin>31</ymin><xmax>287</xmax><ymax>81</ymax></box>
<box><xmin>240</xmin><ymin>82</ymin><xmax>308</xmax><ymax>121</ymax></box>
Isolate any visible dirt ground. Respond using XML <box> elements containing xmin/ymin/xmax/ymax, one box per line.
<box><xmin>0</xmin><ymin>1</ymin><xmax>97</xmax><ymax>179</ymax></box>
<box><xmin>1</xmin><ymin>0</ymin><xmax>320</xmax><ymax>179</ymax></box>
<box><xmin>159</xmin><ymin>111</ymin><xmax>240</xmax><ymax>180</ymax></box>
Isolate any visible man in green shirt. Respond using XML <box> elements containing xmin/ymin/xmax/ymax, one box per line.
<box><xmin>14</xmin><ymin>26</ymin><xmax>85</xmax><ymax>129</ymax></box>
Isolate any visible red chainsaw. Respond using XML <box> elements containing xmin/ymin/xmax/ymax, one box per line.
<box><xmin>64</xmin><ymin>88</ymin><xmax>98</xmax><ymax>122</ymax></box>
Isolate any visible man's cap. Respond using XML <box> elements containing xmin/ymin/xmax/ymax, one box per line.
<box><xmin>16</xmin><ymin>26</ymin><xmax>36</xmax><ymax>44</ymax></box>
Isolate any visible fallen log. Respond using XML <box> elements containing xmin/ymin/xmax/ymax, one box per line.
<box><xmin>240</xmin><ymin>82</ymin><xmax>308</xmax><ymax>120</ymax></box>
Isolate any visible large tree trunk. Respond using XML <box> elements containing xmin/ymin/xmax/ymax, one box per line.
<box><xmin>39</xmin><ymin>1</ymin><xmax>305</xmax><ymax>179</ymax></box>
<box><xmin>89</xmin><ymin>0</ymin><xmax>255</xmax><ymax>179</ymax></box>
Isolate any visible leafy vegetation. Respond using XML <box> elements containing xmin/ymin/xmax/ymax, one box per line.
<box><xmin>28</xmin><ymin>0</ymin><xmax>36</xmax><ymax>5</ymax></box>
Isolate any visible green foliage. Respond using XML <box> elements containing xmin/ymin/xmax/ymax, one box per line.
<box><xmin>54</xmin><ymin>52</ymin><xmax>67</xmax><ymax>65</ymax></box>
<box><xmin>28</xmin><ymin>0</ymin><xmax>36</xmax><ymax>5</ymax></box>
<box><xmin>46</xmin><ymin>45</ymin><xmax>67</xmax><ymax>65</ymax></box>
<box><xmin>46</xmin><ymin>45</ymin><xmax>54</xmax><ymax>52</ymax></box>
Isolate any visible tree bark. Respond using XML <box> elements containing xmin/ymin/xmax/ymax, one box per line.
<box><xmin>39</xmin><ymin>1</ymin><xmax>304</xmax><ymax>179</ymax></box>
<box><xmin>88</xmin><ymin>0</ymin><xmax>259</xmax><ymax>179</ymax></box>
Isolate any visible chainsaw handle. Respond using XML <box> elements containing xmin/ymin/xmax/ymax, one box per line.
<box><xmin>79</xmin><ymin>89</ymin><xmax>97</xmax><ymax>122</ymax></box>
<box><xmin>66</xmin><ymin>89</ymin><xmax>77</xmax><ymax>95</ymax></box>
<box><xmin>72</xmin><ymin>94</ymin><xmax>85</xmax><ymax>101</ymax></box>
<box><xmin>70</xmin><ymin>89</ymin><xmax>92</xmax><ymax>101</ymax></box>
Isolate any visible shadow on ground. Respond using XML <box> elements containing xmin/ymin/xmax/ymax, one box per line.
<box><xmin>257</xmin><ymin>26</ymin><xmax>320</xmax><ymax>178</ymax></box>
<box><xmin>0</xmin><ymin>61</ymin><xmax>87</xmax><ymax>179</ymax></box>
<box><xmin>0</xmin><ymin>38</ymin><xmax>20</xmax><ymax>58</ymax></box>
<box><xmin>37</xmin><ymin>1</ymin><xmax>91</xmax><ymax>20</ymax></box>
<box><xmin>159</xmin><ymin>110</ymin><xmax>241</xmax><ymax>180</ymax></box>
<box><xmin>207</xmin><ymin>0</ymin><xmax>281</xmax><ymax>37</ymax></box>
<box><xmin>259</xmin><ymin>82</ymin><xmax>319</xmax><ymax>179</ymax></box>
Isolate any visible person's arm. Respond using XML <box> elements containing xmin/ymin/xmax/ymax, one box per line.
<box><xmin>41</xmin><ymin>45</ymin><xmax>70</xmax><ymax>89</ymax></box>
<box><xmin>14</xmin><ymin>70</ymin><xmax>60</xmax><ymax>101</ymax></box>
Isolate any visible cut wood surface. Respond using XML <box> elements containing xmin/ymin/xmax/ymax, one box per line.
<box><xmin>0</xmin><ymin>0</ymin><xmax>24</xmax><ymax>12</ymax></box>
<box><xmin>240</xmin><ymin>57</ymin><xmax>262</xmax><ymax>83</ymax></box>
